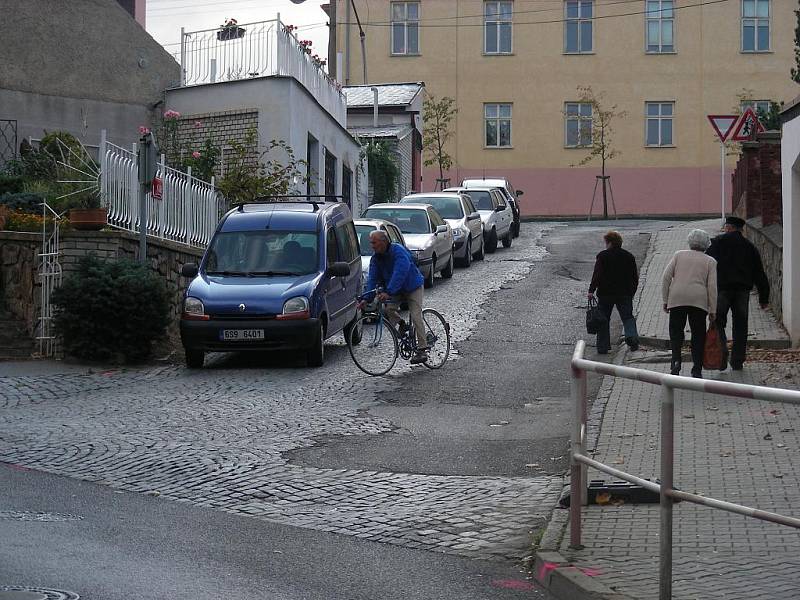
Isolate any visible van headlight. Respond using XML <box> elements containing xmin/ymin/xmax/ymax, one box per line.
<box><xmin>183</xmin><ymin>297</ymin><xmax>209</xmax><ymax>321</ymax></box>
<box><xmin>278</xmin><ymin>296</ymin><xmax>310</xmax><ymax>320</ymax></box>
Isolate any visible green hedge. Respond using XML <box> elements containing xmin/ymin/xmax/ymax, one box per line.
<box><xmin>52</xmin><ymin>256</ymin><xmax>171</xmax><ymax>363</ymax></box>
<box><xmin>0</xmin><ymin>174</ymin><xmax>24</xmax><ymax>195</ymax></box>
<box><xmin>0</xmin><ymin>192</ymin><xmax>46</xmax><ymax>213</ymax></box>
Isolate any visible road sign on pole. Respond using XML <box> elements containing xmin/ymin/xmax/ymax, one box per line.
<box><xmin>707</xmin><ymin>115</ymin><xmax>738</xmax><ymax>142</ymax></box>
<box><xmin>730</xmin><ymin>107</ymin><xmax>765</xmax><ymax>142</ymax></box>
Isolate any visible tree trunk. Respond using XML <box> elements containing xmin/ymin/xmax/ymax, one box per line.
<box><xmin>601</xmin><ymin>127</ymin><xmax>607</xmax><ymax>219</ymax></box>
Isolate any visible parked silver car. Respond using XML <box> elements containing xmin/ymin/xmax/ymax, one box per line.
<box><xmin>361</xmin><ymin>203</ymin><xmax>454</xmax><ymax>288</ymax></box>
<box><xmin>444</xmin><ymin>187</ymin><xmax>513</xmax><ymax>253</ymax></box>
<box><xmin>399</xmin><ymin>192</ymin><xmax>484</xmax><ymax>267</ymax></box>
<box><xmin>461</xmin><ymin>178</ymin><xmax>523</xmax><ymax>238</ymax></box>
<box><xmin>353</xmin><ymin>218</ymin><xmax>411</xmax><ymax>292</ymax></box>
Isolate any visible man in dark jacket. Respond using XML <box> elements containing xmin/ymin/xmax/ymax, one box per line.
<box><xmin>706</xmin><ymin>216</ymin><xmax>769</xmax><ymax>370</ymax></box>
<box><xmin>361</xmin><ymin>230</ymin><xmax>428</xmax><ymax>364</ymax></box>
<box><xmin>588</xmin><ymin>231</ymin><xmax>640</xmax><ymax>354</ymax></box>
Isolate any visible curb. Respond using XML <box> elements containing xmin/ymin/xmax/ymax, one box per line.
<box><xmin>639</xmin><ymin>335</ymin><xmax>790</xmax><ymax>350</ymax></box>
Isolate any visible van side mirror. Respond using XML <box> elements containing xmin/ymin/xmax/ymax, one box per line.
<box><xmin>467</xmin><ymin>212</ymin><xmax>480</xmax><ymax>221</ymax></box>
<box><xmin>435</xmin><ymin>224</ymin><xmax>448</xmax><ymax>234</ymax></box>
<box><xmin>495</xmin><ymin>205</ymin><xmax>505</xmax><ymax>212</ymax></box>
<box><xmin>516</xmin><ymin>190</ymin><xmax>524</xmax><ymax>197</ymax></box>
<box><xmin>182</xmin><ymin>263</ymin><xmax>199</xmax><ymax>278</ymax></box>
<box><xmin>326</xmin><ymin>262</ymin><xmax>350</xmax><ymax>277</ymax></box>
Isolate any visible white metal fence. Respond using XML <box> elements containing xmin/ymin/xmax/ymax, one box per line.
<box><xmin>100</xmin><ymin>134</ymin><xmax>221</xmax><ymax>249</ymax></box>
<box><xmin>179</xmin><ymin>17</ymin><xmax>346</xmax><ymax>125</ymax></box>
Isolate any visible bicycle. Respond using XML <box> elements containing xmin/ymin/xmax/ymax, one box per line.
<box><xmin>347</xmin><ymin>289</ymin><xmax>451</xmax><ymax>376</ymax></box>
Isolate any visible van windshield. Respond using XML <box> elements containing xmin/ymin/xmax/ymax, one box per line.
<box><xmin>205</xmin><ymin>230</ymin><xmax>318</xmax><ymax>276</ymax></box>
<box><xmin>464</xmin><ymin>191</ymin><xmax>494</xmax><ymax>211</ymax></box>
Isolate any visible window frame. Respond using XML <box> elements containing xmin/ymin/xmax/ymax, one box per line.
<box><xmin>741</xmin><ymin>100</ymin><xmax>772</xmax><ymax>115</ymax></box>
<box><xmin>564</xmin><ymin>102</ymin><xmax>594</xmax><ymax>148</ymax></box>
<box><xmin>484</xmin><ymin>1</ymin><xmax>514</xmax><ymax>55</ymax></box>
<box><xmin>390</xmin><ymin>1</ymin><xmax>421</xmax><ymax>56</ymax></box>
<box><xmin>564</xmin><ymin>0</ymin><xmax>594</xmax><ymax>54</ymax></box>
<box><xmin>484</xmin><ymin>103</ymin><xmax>513</xmax><ymax>148</ymax></box>
<box><xmin>645</xmin><ymin>0</ymin><xmax>675</xmax><ymax>54</ymax></box>
<box><xmin>644</xmin><ymin>101</ymin><xmax>675</xmax><ymax>148</ymax></box>
<box><xmin>741</xmin><ymin>0</ymin><xmax>771</xmax><ymax>53</ymax></box>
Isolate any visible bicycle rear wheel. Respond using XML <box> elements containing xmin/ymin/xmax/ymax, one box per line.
<box><xmin>348</xmin><ymin>315</ymin><xmax>399</xmax><ymax>376</ymax></box>
<box><xmin>421</xmin><ymin>308</ymin><xmax>450</xmax><ymax>369</ymax></box>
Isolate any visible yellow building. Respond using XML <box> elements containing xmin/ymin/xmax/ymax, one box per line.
<box><xmin>335</xmin><ymin>0</ymin><xmax>798</xmax><ymax>217</ymax></box>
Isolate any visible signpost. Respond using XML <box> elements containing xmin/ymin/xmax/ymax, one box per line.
<box><xmin>137</xmin><ymin>132</ymin><xmax>159</xmax><ymax>264</ymax></box>
<box><xmin>707</xmin><ymin>115</ymin><xmax>740</xmax><ymax>226</ymax></box>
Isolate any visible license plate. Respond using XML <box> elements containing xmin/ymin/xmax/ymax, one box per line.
<box><xmin>220</xmin><ymin>329</ymin><xmax>265</xmax><ymax>341</ymax></box>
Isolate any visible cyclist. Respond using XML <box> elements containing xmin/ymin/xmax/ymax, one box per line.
<box><xmin>358</xmin><ymin>230</ymin><xmax>428</xmax><ymax>364</ymax></box>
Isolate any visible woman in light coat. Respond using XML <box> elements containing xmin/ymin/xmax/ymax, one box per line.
<box><xmin>661</xmin><ymin>229</ymin><xmax>717</xmax><ymax>378</ymax></box>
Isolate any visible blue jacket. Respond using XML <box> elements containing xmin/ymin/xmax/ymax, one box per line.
<box><xmin>365</xmin><ymin>243</ymin><xmax>424</xmax><ymax>300</ymax></box>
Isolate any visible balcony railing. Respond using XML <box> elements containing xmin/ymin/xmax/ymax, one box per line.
<box><xmin>179</xmin><ymin>17</ymin><xmax>346</xmax><ymax>125</ymax></box>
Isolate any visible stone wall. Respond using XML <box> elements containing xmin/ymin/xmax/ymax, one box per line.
<box><xmin>0</xmin><ymin>229</ymin><xmax>203</xmax><ymax>354</ymax></box>
<box><xmin>0</xmin><ymin>232</ymin><xmax>41</xmax><ymax>333</ymax></box>
<box><xmin>745</xmin><ymin>217</ymin><xmax>783</xmax><ymax>322</ymax></box>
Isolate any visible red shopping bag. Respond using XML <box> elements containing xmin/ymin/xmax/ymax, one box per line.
<box><xmin>703</xmin><ymin>324</ymin><xmax>723</xmax><ymax>370</ymax></box>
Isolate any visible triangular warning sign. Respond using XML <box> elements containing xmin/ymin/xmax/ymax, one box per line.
<box><xmin>730</xmin><ymin>107</ymin><xmax>766</xmax><ymax>142</ymax></box>
<box><xmin>707</xmin><ymin>115</ymin><xmax>738</xmax><ymax>142</ymax></box>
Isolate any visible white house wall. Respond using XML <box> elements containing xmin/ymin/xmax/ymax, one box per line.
<box><xmin>781</xmin><ymin>115</ymin><xmax>800</xmax><ymax>347</ymax></box>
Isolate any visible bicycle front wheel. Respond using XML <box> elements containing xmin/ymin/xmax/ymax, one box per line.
<box><xmin>348</xmin><ymin>315</ymin><xmax>399</xmax><ymax>376</ymax></box>
<box><xmin>421</xmin><ymin>308</ymin><xmax>450</xmax><ymax>369</ymax></box>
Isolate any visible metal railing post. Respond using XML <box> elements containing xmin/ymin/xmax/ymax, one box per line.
<box><xmin>660</xmin><ymin>383</ymin><xmax>675</xmax><ymax>600</ymax></box>
<box><xmin>570</xmin><ymin>340</ymin><xmax>586</xmax><ymax>549</ymax></box>
<box><xmin>180</xmin><ymin>27</ymin><xmax>186</xmax><ymax>86</ymax></box>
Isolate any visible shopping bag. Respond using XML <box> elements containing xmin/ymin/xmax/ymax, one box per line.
<box><xmin>586</xmin><ymin>297</ymin><xmax>607</xmax><ymax>335</ymax></box>
<box><xmin>703</xmin><ymin>323</ymin><xmax>723</xmax><ymax>370</ymax></box>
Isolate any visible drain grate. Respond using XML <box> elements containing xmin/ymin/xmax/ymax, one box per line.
<box><xmin>0</xmin><ymin>511</ymin><xmax>83</xmax><ymax>522</ymax></box>
<box><xmin>0</xmin><ymin>587</ymin><xmax>80</xmax><ymax>600</ymax></box>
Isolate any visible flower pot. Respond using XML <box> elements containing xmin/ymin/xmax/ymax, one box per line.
<box><xmin>69</xmin><ymin>208</ymin><xmax>107</xmax><ymax>231</ymax></box>
<box><xmin>217</xmin><ymin>27</ymin><xmax>245</xmax><ymax>41</ymax></box>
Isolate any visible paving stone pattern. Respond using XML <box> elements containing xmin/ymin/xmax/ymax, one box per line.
<box><xmin>0</xmin><ymin>224</ymin><xmax>562</xmax><ymax>560</ymax></box>
<box><xmin>634</xmin><ymin>219</ymin><xmax>788</xmax><ymax>345</ymax></box>
<box><xmin>563</xmin><ymin>358</ymin><xmax>800</xmax><ymax>599</ymax></box>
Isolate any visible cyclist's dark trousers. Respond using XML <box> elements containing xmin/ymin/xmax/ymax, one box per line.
<box><xmin>385</xmin><ymin>286</ymin><xmax>426</xmax><ymax>349</ymax></box>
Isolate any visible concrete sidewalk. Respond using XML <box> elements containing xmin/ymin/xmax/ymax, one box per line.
<box><xmin>535</xmin><ymin>220</ymin><xmax>800</xmax><ymax>599</ymax></box>
<box><xmin>634</xmin><ymin>219</ymin><xmax>789</xmax><ymax>349</ymax></box>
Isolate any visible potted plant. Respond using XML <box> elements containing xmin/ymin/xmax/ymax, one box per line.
<box><xmin>67</xmin><ymin>191</ymin><xmax>106</xmax><ymax>231</ymax></box>
<box><xmin>217</xmin><ymin>18</ymin><xmax>245</xmax><ymax>41</ymax></box>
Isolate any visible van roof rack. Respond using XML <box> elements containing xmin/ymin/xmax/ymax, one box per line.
<box><xmin>239</xmin><ymin>195</ymin><xmax>346</xmax><ymax>212</ymax></box>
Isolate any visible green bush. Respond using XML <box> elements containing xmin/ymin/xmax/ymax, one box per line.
<box><xmin>0</xmin><ymin>174</ymin><xmax>24</xmax><ymax>194</ymax></box>
<box><xmin>0</xmin><ymin>192</ymin><xmax>46</xmax><ymax>213</ymax></box>
<box><xmin>52</xmin><ymin>256</ymin><xmax>171</xmax><ymax>363</ymax></box>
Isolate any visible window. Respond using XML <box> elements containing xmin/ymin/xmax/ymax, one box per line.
<box><xmin>741</xmin><ymin>100</ymin><xmax>772</xmax><ymax>115</ymax></box>
<box><xmin>484</xmin><ymin>1</ymin><xmax>513</xmax><ymax>54</ymax></box>
<box><xmin>492</xmin><ymin>190</ymin><xmax>506</xmax><ymax>209</ymax></box>
<box><xmin>324</xmin><ymin>149</ymin><xmax>336</xmax><ymax>202</ymax></box>
<box><xmin>645</xmin><ymin>102</ymin><xmax>674</xmax><ymax>146</ymax></box>
<box><xmin>565</xmin><ymin>0</ymin><xmax>593</xmax><ymax>53</ymax></box>
<box><xmin>335</xmin><ymin>222</ymin><xmax>359</xmax><ymax>263</ymax></box>
<box><xmin>565</xmin><ymin>102</ymin><xmax>593</xmax><ymax>147</ymax></box>
<box><xmin>326</xmin><ymin>228</ymin><xmax>338</xmax><ymax>265</ymax></box>
<box><xmin>342</xmin><ymin>165</ymin><xmax>353</xmax><ymax>209</ymax></box>
<box><xmin>742</xmin><ymin>0</ymin><xmax>770</xmax><ymax>52</ymax></box>
<box><xmin>386</xmin><ymin>225</ymin><xmax>403</xmax><ymax>245</ymax></box>
<box><xmin>391</xmin><ymin>2</ymin><xmax>420</xmax><ymax>55</ymax></box>
<box><xmin>485</xmin><ymin>103</ymin><xmax>512</xmax><ymax>148</ymax></box>
<box><xmin>464</xmin><ymin>196</ymin><xmax>477</xmax><ymax>214</ymax></box>
<box><xmin>646</xmin><ymin>0</ymin><xmax>674</xmax><ymax>52</ymax></box>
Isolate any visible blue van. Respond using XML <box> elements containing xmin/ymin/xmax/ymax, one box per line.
<box><xmin>179</xmin><ymin>201</ymin><xmax>362</xmax><ymax>368</ymax></box>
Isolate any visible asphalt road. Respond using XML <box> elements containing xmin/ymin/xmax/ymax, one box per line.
<box><xmin>290</xmin><ymin>220</ymin><xmax>664</xmax><ymax>479</ymax></box>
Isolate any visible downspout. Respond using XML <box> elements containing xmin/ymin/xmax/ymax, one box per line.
<box><xmin>371</xmin><ymin>86</ymin><xmax>379</xmax><ymax>127</ymax></box>
<box><xmin>345</xmin><ymin>0</ymin><xmax>352</xmax><ymax>85</ymax></box>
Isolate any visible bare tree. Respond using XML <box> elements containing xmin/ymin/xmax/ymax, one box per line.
<box><xmin>570</xmin><ymin>86</ymin><xmax>626</xmax><ymax>219</ymax></box>
<box><xmin>422</xmin><ymin>94</ymin><xmax>457</xmax><ymax>190</ymax></box>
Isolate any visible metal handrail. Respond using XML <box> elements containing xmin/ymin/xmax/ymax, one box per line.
<box><xmin>569</xmin><ymin>339</ymin><xmax>800</xmax><ymax>599</ymax></box>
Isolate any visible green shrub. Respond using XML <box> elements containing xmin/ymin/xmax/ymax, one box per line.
<box><xmin>52</xmin><ymin>256</ymin><xmax>171</xmax><ymax>363</ymax></box>
<box><xmin>0</xmin><ymin>192</ymin><xmax>47</xmax><ymax>213</ymax></box>
<box><xmin>0</xmin><ymin>174</ymin><xmax>24</xmax><ymax>194</ymax></box>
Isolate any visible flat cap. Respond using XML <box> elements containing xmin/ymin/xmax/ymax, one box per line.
<box><xmin>725</xmin><ymin>216</ymin><xmax>746</xmax><ymax>228</ymax></box>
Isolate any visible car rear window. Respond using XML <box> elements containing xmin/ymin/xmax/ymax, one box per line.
<box><xmin>206</xmin><ymin>230</ymin><xmax>318</xmax><ymax>276</ymax></box>
<box><xmin>401</xmin><ymin>196</ymin><xmax>463</xmax><ymax>219</ymax></box>
<box><xmin>363</xmin><ymin>208</ymin><xmax>431</xmax><ymax>234</ymax></box>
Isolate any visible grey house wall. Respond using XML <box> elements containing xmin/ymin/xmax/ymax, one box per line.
<box><xmin>165</xmin><ymin>77</ymin><xmax>366</xmax><ymax>214</ymax></box>
<box><xmin>0</xmin><ymin>0</ymin><xmax>179</xmax><ymax>151</ymax></box>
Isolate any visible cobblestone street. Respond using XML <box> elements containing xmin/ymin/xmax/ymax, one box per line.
<box><xmin>0</xmin><ymin>224</ymin><xmax>563</xmax><ymax>561</ymax></box>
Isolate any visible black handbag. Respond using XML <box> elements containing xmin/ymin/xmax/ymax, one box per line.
<box><xmin>586</xmin><ymin>296</ymin><xmax>607</xmax><ymax>334</ymax></box>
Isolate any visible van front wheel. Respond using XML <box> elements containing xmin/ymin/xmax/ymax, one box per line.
<box><xmin>307</xmin><ymin>321</ymin><xmax>325</xmax><ymax>367</ymax></box>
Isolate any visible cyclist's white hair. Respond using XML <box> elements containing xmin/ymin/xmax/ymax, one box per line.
<box><xmin>687</xmin><ymin>229</ymin><xmax>710</xmax><ymax>251</ymax></box>
<box><xmin>369</xmin><ymin>230</ymin><xmax>390</xmax><ymax>243</ymax></box>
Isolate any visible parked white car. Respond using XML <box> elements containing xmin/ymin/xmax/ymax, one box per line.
<box><xmin>399</xmin><ymin>192</ymin><xmax>484</xmax><ymax>267</ymax></box>
<box><xmin>361</xmin><ymin>203</ymin><xmax>454</xmax><ymax>288</ymax></box>
<box><xmin>461</xmin><ymin>177</ymin><xmax>523</xmax><ymax>238</ymax></box>
<box><xmin>444</xmin><ymin>187</ymin><xmax>513</xmax><ymax>253</ymax></box>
